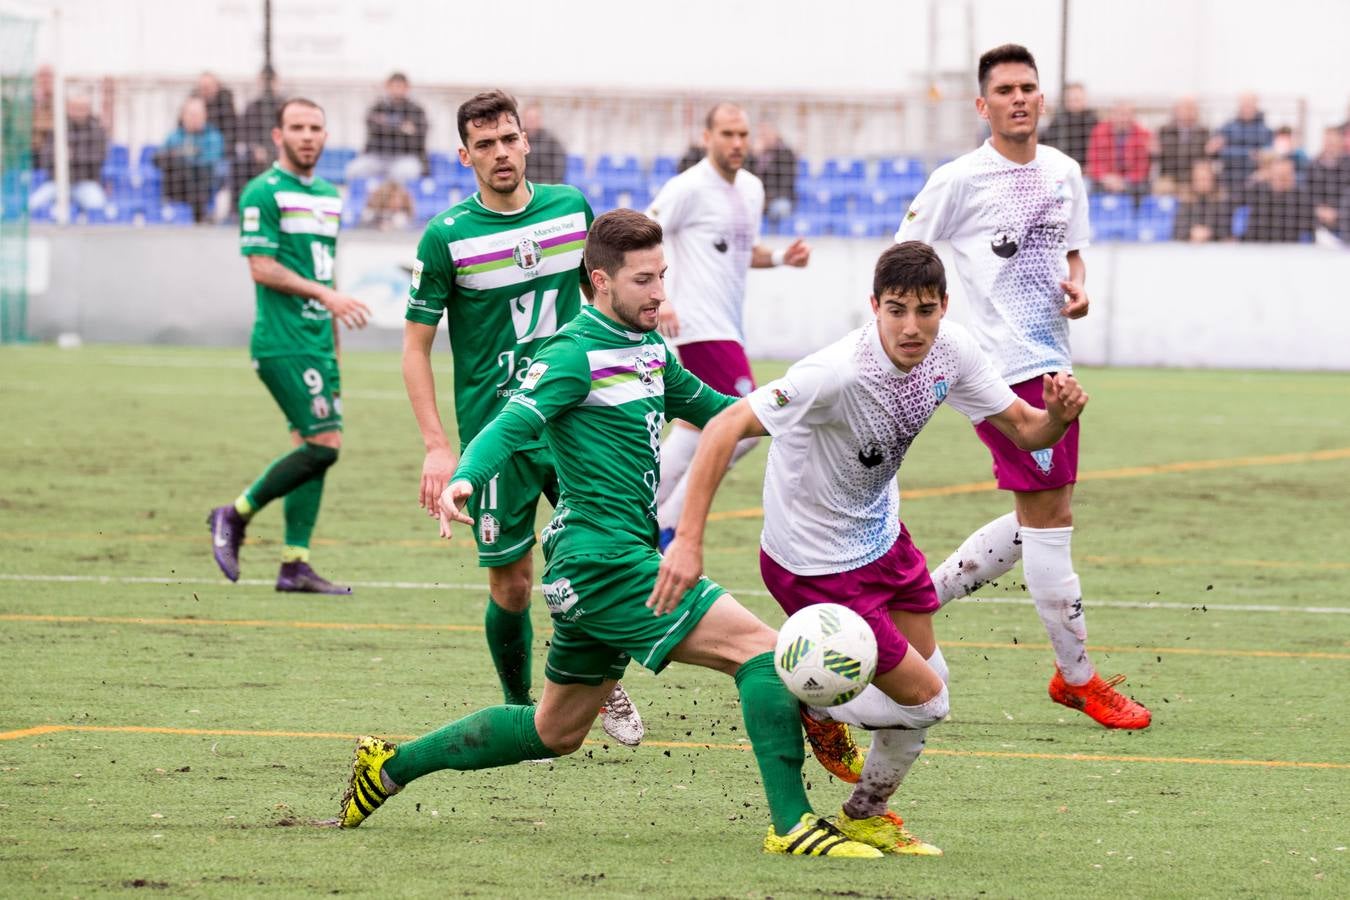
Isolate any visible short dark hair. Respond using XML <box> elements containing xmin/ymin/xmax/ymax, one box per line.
<box><xmin>978</xmin><ymin>44</ymin><xmax>1038</xmax><ymax>95</ymax></box>
<box><xmin>457</xmin><ymin>89</ymin><xmax>521</xmax><ymax>145</ymax></box>
<box><xmin>387</xmin><ymin>72</ymin><xmax>409</xmax><ymax>85</ymax></box>
<box><xmin>705</xmin><ymin>101</ymin><xmax>744</xmax><ymax>131</ymax></box>
<box><xmin>873</xmin><ymin>241</ymin><xmax>946</xmax><ymax>301</ymax></box>
<box><xmin>584</xmin><ymin>209</ymin><xmax>663</xmax><ymax>281</ymax></box>
<box><xmin>276</xmin><ymin>97</ymin><xmax>324</xmax><ymax>128</ymax></box>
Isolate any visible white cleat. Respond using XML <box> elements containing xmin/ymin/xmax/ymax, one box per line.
<box><xmin>600</xmin><ymin>683</ymin><xmax>644</xmax><ymax>747</ymax></box>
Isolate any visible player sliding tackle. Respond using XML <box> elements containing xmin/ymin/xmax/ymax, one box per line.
<box><xmin>650</xmin><ymin>241</ymin><xmax>1088</xmax><ymax>855</ymax></box>
<box><xmin>334</xmin><ymin>210</ymin><xmax>882</xmax><ymax>857</ymax></box>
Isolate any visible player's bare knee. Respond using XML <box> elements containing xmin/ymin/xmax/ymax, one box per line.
<box><xmin>534</xmin><ymin>713</ymin><xmax>590</xmax><ymax>756</ymax></box>
<box><xmin>307</xmin><ymin>430</ymin><xmax>343</xmax><ymax>451</ymax></box>
<box><xmin>488</xmin><ymin>564</ymin><xmax>533</xmax><ymax>611</ymax></box>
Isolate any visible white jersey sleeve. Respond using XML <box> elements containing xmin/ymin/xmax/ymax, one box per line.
<box><xmin>1066</xmin><ymin>160</ymin><xmax>1091</xmax><ymax>252</ymax></box>
<box><xmin>895</xmin><ymin>161</ymin><xmax>960</xmax><ymax>244</ymax></box>
<box><xmin>747</xmin><ymin>346</ymin><xmax>843</xmax><ymax>436</ymax></box>
<box><xmin>941</xmin><ymin>322</ymin><xmax>1018</xmax><ymax>422</ymax></box>
<box><xmin>646</xmin><ymin>176</ymin><xmax>693</xmax><ymax>233</ymax></box>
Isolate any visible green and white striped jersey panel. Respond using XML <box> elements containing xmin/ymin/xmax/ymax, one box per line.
<box><xmin>275</xmin><ymin>191</ymin><xmax>341</xmax><ymax>237</ymax></box>
<box><xmin>582</xmin><ymin>343</ymin><xmax>669</xmax><ymax>408</ymax></box>
<box><xmin>448</xmin><ymin>211</ymin><xmax>587</xmax><ymax>292</ymax></box>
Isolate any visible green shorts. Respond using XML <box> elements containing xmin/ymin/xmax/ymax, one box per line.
<box><xmin>467</xmin><ymin>444</ymin><xmax>559</xmax><ymax>568</ymax></box>
<box><xmin>254</xmin><ymin>354</ymin><xmax>343</xmax><ymax>437</ymax></box>
<box><xmin>541</xmin><ymin>544</ymin><xmax>728</xmax><ymax>686</ymax></box>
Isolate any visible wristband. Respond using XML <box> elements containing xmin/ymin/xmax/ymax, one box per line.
<box><xmin>770</xmin><ymin>248</ymin><xmax>787</xmax><ymax>267</ymax></box>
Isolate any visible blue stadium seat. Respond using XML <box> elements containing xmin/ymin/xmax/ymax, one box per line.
<box><xmin>342</xmin><ymin>180</ymin><xmax>368</xmax><ymax>227</ymax></box>
<box><xmin>821</xmin><ymin>158</ymin><xmax>867</xmax><ymax>201</ymax></box>
<box><xmin>564</xmin><ymin>154</ymin><xmax>588</xmax><ymax>185</ymax></box>
<box><xmin>1135</xmin><ymin>195</ymin><xmax>1177</xmax><ymax>242</ymax></box>
<box><xmin>82</xmin><ymin>205</ymin><xmax>137</xmax><ymax>225</ymax></box>
<box><xmin>144</xmin><ymin>201</ymin><xmax>195</xmax><ymax>225</ymax></box>
<box><xmin>876</xmin><ymin>157</ymin><xmax>927</xmax><ymax>196</ymax></box>
<box><xmin>1231</xmin><ymin>205</ymin><xmax>1249</xmax><ymax>239</ymax></box>
<box><xmin>314</xmin><ymin>147</ymin><xmax>356</xmax><ymax>184</ymax></box>
<box><xmin>106</xmin><ymin>144</ymin><xmax>130</xmax><ymax>169</ymax></box>
<box><xmin>1089</xmin><ymin>193</ymin><xmax>1137</xmax><ymax>241</ymax></box>
<box><xmin>137</xmin><ymin>145</ymin><xmax>160</xmax><ymax>169</ymax></box>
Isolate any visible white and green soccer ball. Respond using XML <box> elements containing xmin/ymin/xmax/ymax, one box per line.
<box><xmin>774</xmin><ymin>603</ymin><xmax>878</xmax><ymax>706</ymax></box>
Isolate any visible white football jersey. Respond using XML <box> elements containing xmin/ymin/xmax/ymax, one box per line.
<box><xmin>896</xmin><ymin>141</ymin><xmax>1090</xmax><ymax>384</ymax></box>
<box><xmin>749</xmin><ymin>320</ymin><xmax>1015</xmax><ymax>575</ymax></box>
<box><xmin>646</xmin><ymin>158</ymin><xmax>764</xmax><ymax>346</ymax></box>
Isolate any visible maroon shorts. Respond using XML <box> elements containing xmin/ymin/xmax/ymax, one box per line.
<box><xmin>676</xmin><ymin>340</ymin><xmax>756</xmax><ymax>397</ymax></box>
<box><xmin>974</xmin><ymin>375</ymin><xmax>1080</xmax><ymax>492</ymax></box>
<box><xmin>759</xmin><ymin>525</ymin><xmax>939</xmax><ymax>676</ymax></box>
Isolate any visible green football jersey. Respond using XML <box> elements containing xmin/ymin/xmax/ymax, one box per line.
<box><xmin>453</xmin><ymin>306</ymin><xmax>736</xmax><ymax>556</ymax></box>
<box><xmin>238</xmin><ymin>163</ymin><xmax>342</xmax><ymax>359</ymax></box>
<box><xmin>406</xmin><ymin>182</ymin><xmax>593</xmax><ymax>449</ymax></box>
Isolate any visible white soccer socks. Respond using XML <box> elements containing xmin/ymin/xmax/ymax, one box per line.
<box><xmin>655</xmin><ymin>424</ymin><xmax>701</xmax><ymax>506</ymax></box>
<box><xmin>1020</xmin><ymin>525</ymin><xmax>1094</xmax><ymax>685</ymax></box>
<box><xmin>656</xmin><ymin>434</ymin><xmax>760</xmax><ymax>531</ymax></box>
<box><xmin>930</xmin><ymin>512</ymin><xmax>1022</xmax><ymax>606</ymax></box>
<box><xmin>844</xmin><ymin>647</ymin><xmax>949</xmax><ymax>819</ymax></box>
<box><xmin>818</xmin><ymin>647</ymin><xmax>950</xmax><ymax>731</ymax></box>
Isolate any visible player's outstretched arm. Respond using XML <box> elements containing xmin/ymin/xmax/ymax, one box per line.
<box><xmin>751</xmin><ymin>237</ymin><xmax>811</xmax><ymax>268</ymax></box>
<box><xmin>648</xmin><ymin>400</ymin><xmax>769</xmax><ymax>615</ymax></box>
<box><xmin>247</xmin><ymin>256</ymin><xmax>370</xmax><ymax>328</ymax></box>
<box><xmin>985</xmin><ymin>373</ymin><xmax>1088</xmax><ymax>452</ymax></box>
<box><xmin>402</xmin><ymin>320</ymin><xmax>457</xmax><ymax>516</ymax></box>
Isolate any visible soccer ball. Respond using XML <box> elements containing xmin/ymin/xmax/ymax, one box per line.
<box><xmin>774</xmin><ymin>604</ymin><xmax>878</xmax><ymax>707</ymax></box>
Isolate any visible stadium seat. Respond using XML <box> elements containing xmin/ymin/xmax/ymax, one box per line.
<box><xmin>106</xmin><ymin>144</ymin><xmax>130</xmax><ymax>170</ymax></box>
<box><xmin>1136</xmin><ymin>195</ymin><xmax>1177</xmax><ymax>242</ymax></box>
<box><xmin>1089</xmin><ymin>193</ymin><xmax>1137</xmax><ymax>242</ymax></box>
<box><xmin>877</xmin><ymin>157</ymin><xmax>927</xmax><ymax>196</ymax></box>
<box><xmin>144</xmin><ymin>201</ymin><xmax>195</xmax><ymax>225</ymax></box>
<box><xmin>564</xmin><ymin>154</ymin><xmax>588</xmax><ymax>185</ymax></box>
<box><xmin>82</xmin><ymin>205</ymin><xmax>137</xmax><ymax>225</ymax></box>
<box><xmin>1231</xmin><ymin>205</ymin><xmax>1250</xmax><ymax>239</ymax></box>
<box><xmin>137</xmin><ymin>145</ymin><xmax>160</xmax><ymax>169</ymax></box>
<box><xmin>314</xmin><ymin>147</ymin><xmax>356</xmax><ymax>184</ymax></box>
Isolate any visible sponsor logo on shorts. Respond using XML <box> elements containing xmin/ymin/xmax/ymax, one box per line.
<box><xmin>478</xmin><ymin>513</ymin><xmax>499</xmax><ymax>546</ymax></box>
<box><xmin>1031</xmin><ymin>448</ymin><xmax>1054</xmax><ymax>473</ymax></box>
<box><xmin>542</xmin><ymin>577</ymin><xmax>580</xmax><ymax>616</ymax></box>
<box><xmin>932</xmin><ymin>376</ymin><xmax>949</xmax><ymax>402</ymax></box>
<box><xmin>513</xmin><ymin>238</ymin><xmax>543</xmax><ymax>271</ymax></box>
<box><xmin>243</xmin><ymin>207</ymin><xmax>261</xmax><ymax>231</ymax></box>
<box><xmin>411</xmin><ymin>259</ymin><xmax>423</xmax><ymax>290</ymax></box>
<box><xmin>522</xmin><ymin>361</ymin><xmax>549</xmax><ymax>389</ymax></box>
<box><xmin>311</xmin><ymin>395</ymin><xmax>331</xmax><ymax>419</ymax></box>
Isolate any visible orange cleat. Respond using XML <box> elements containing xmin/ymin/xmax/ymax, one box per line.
<box><xmin>800</xmin><ymin>706</ymin><xmax>865</xmax><ymax>782</ymax></box>
<box><xmin>1048</xmin><ymin>668</ymin><xmax>1152</xmax><ymax>729</ymax></box>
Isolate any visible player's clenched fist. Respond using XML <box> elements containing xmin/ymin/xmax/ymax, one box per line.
<box><xmin>1042</xmin><ymin>372</ymin><xmax>1087</xmax><ymax>424</ymax></box>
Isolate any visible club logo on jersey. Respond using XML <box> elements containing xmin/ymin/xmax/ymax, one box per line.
<box><xmin>1031</xmin><ymin>448</ymin><xmax>1054</xmax><ymax>473</ymax></box>
<box><xmin>513</xmin><ymin>238</ymin><xmax>543</xmax><ymax>271</ymax></box>
<box><xmin>521</xmin><ymin>361</ymin><xmax>549</xmax><ymax>389</ymax></box>
<box><xmin>991</xmin><ymin>228</ymin><xmax>1019</xmax><ymax>258</ymax></box>
<box><xmin>858</xmin><ymin>444</ymin><xmax>884</xmax><ymax>468</ymax></box>
<box><xmin>478</xmin><ymin>513</ymin><xmax>500</xmax><ymax>546</ymax></box>
<box><xmin>932</xmin><ymin>377</ymin><xmax>949</xmax><ymax>402</ymax></box>
<box><xmin>771</xmin><ymin>388</ymin><xmax>792</xmax><ymax>407</ymax></box>
<box><xmin>1055</xmin><ymin>179</ymin><xmax>1071</xmax><ymax>203</ymax></box>
<box><xmin>411</xmin><ymin>259</ymin><xmax>423</xmax><ymax>290</ymax></box>
<box><xmin>311</xmin><ymin>395</ymin><xmax>331</xmax><ymax>419</ymax></box>
<box><xmin>905</xmin><ymin>208</ymin><xmax>918</xmax><ymax>222</ymax></box>
<box><xmin>713</xmin><ymin>236</ymin><xmax>729</xmax><ymax>253</ymax></box>
<box><xmin>633</xmin><ymin>356</ymin><xmax>655</xmax><ymax>386</ymax></box>
<box><xmin>242</xmin><ymin>206</ymin><xmax>260</xmax><ymax>231</ymax></box>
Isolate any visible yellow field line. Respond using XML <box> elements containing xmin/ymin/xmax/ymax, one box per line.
<box><xmin>707</xmin><ymin>445</ymin><xmax>1350</xmax><ymax>521</ymax></box>
<box><xmin>2</xmin><ymin>723</ymin><xmax>1345</xmax><ymax>770</ymax></box>
<box><xmin>2</xmin><ymin>612</ymin><xmax>1345</xmax><ymax>659</ymax></box>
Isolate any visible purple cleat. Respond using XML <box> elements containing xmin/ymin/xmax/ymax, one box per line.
<box><xmin>276</xmin><ymin>561</ymin><xmax>352</xmax><ymax>595</ymax></box>
<box><xmin>207</xmin><ymin>505</ymin><xmax>246</xmax><ymax>582</ymax></box>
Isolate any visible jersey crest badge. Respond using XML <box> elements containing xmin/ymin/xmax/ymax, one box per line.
<box><xmin>242</xmin><ymin>207</ymin><xmax>260</xmax><ymax>232</ymax></box>
<box><xmin>991</xmin><ymin>229</ymin><xmax>1019</xmax><ymax>258</ymax></box>
<box><xmin>513</xmin><ymin>237</ymin><xmax>543</xmax><ymax>271</ymax></box>
<box><xmin>771</xmin><ymin>387</ymin><xmax>792</xmax><ymax>407</ymax></box>
<box><xmin>932</xmin><ymin>377</ymin><xmax>949</xmax><ymax>402</ymax></box>
<box><xmin>521</xmin><ymin>361</ymin><xmax>549</xmax><ymax>389</ymax></box>
<box><xmin>411</xmin><ymin>259</ymin><xmax>423</xmax><ymax>290</ymax></box>
<box><xmin>905</xmin><ymin>208</ymin><xmax>918</xmax><ymax>222</ymax></box>
<box><xmin>1031</xmin><ymin>448</ymin><xmax>1054</xmax><ymax>473</ymax></box>
<box><xmin>478</xmin><ymin>513</ymin><xmax>500</xmax><ymax>546</ymax></box>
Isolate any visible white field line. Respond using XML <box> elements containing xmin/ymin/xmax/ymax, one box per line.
<box><xmin>0</xmin><ymin>572</ymin><xmax>1346</xmax><ymax>615</ymax></box>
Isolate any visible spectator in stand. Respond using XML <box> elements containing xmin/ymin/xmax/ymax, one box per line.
<box><xmin>1155</xmin><ymin>96</ymin><xmax>1210</xmax><ymax>194</ymax></box>
<box><xmin>752</xmin><ymin>120</ymin><xmax>798</xmax><ymax>224</ymax></box>
<box><xmin>156</xmin><ymin>95</ymin><xmax>225</xmax><ymax>223</ymax></box>
<box><xmin>361</xmin><ymin>179</ymin><xmax>414</xmax><ymax>231</ymax></box>
<box><xmin>1243</xmin><ymin>156</ymin><xmax>1314</xmax><ymax>243</ymax></box>
<box><xmin>30</xmin><ymin>64</ymin><xmax>54</xmax><ymax>167</ymax></box>
<box><xmin>29</xmin><ymin>90</ymin><xmax>107</xmax><ymax>214</ymax></box>
<box><xmin>1040</xmin><ymin>82</ymin><xmax>1096</xmax><ymax>168</ymax></box>
<box><xmin>677</xmin><ymin>142</ymin><xmax>705</xmax><ymax>173</ymax></box>
<box><xmin>1208</xmin><ymin>93</ymin><xmax>1273</xmax><ymax>193</ymax></box>
<box><xmin>196</xmin><ymin>71</ymin><xmax>239</xmax><ymax>205</ymax></box>
<box><xmin>1271</xmin><ymin>126</ymin><xmax>1308</xmax><ymax>172</ymax></box>
<box><xmin>235</xmin><ymin>69</ymin><xmax>284</xmax><ymax>190</ymax></box>
<box><xmin>346</xmin><ymin>73</ymin><xmax>427</xmax><ymax>184</ymax></box>
<box><xmin>1307</xmin><ymin>125</ymin><xmax>1350</xmax><ymax>236</ymax></box>
<box><xmin>1086</xmin><ymin>101</ymin><xmax>1152</xmax><ymax>203</ymax></box>
<box><xmin>1172</xmin><ymin>159</ymin><xmax>1231</xmax><ymax>243</ymax></box>
<box><xmin>521</xmin><ymin>105</ymin><xmax>566</xmax><ymax>184</ymax></box>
